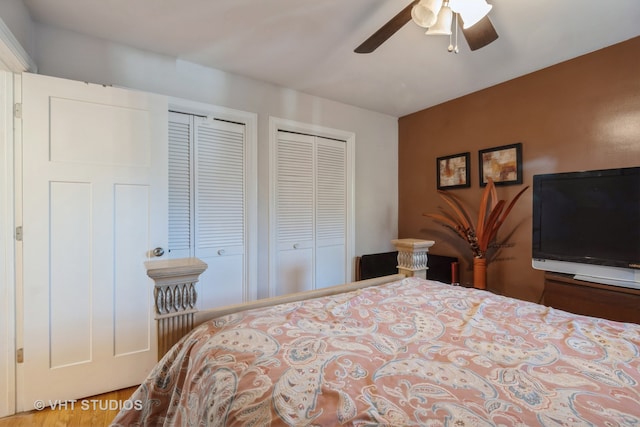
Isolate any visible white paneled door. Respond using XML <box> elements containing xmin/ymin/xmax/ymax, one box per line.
<box><xmin>19</xmin><ymin>73</ymin><xmax>167</xmax><ymax>411</ymax></box>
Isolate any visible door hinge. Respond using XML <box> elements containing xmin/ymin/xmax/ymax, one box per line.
<box><xmin>14</xmin><ymin>103</ymin><xmax>22</xmax><ymax>119</ymax></box>
<box><xmin>16</xmin><ymin>348</ymin><xmax>24</xmax><ymax>363</ymax></box>
<box><xmin>15</xmin><ymin>226</ymin><xmax>23</xmax><ymax>241</ymax></box>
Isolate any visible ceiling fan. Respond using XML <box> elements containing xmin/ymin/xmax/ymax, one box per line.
<box><xmin>355</xmin><ymin>0</ymin><xmax>498</xmax><ymax>54</ymax></box>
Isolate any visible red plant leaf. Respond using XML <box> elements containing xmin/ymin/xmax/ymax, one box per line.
<box><xmin>435</xmin><ymin>191</ymin><xmax>473</xmax><ymax>232</ymax></box>
<box><xmin>479</xmin><ymin>200</ymin><xmax>505</xmax><ymax>251</ymax></box>
<box><xmin>491</xmin><ymin>185</ymin><xmax>530</xmax><ymax>237</ymax></box>
<box><xmin>476</xmin><ymin>179</ymin><xmax>495</xmax><ymax>242</ymax></box>
<box><xmin>489</xmin><ymin>179</ymin><xmax>498</xmax><ymax>210</ymax></box>
<box><xmin>422</xmin><ymin>213</ymin><xmax>468</xmax><ymax>240</ymax></box>
<box><xmin>424</xmin><ymin>179</ymin><xmax>529</xmax><ymax>260</ymax></box>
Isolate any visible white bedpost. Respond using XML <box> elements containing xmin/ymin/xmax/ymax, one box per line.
<box><xmin>392</xmin><ymin>239</ymin><xmax>435</xmax><ymax>280</ymax></box>
<box><xmin>145</xmin><ymin>257</ymin><xmax>208</xmax><ymax>359</ymax></box>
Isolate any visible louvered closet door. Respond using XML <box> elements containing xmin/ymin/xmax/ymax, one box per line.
<box><xmin>315</xmin><ymin>137</ymin><xmax>347</xmax><ymax>289</ymax></box>
<box><xmin>275</xmin><ymin>132</ymin><xmax>315</xmax><ymax>295</ymax></box>
<box><xmin>167</xmin><ymin>112</ymin><xmax>193</xmax><ymax>258</ymax></box>
<box><xmin>195</xmin><ymin>118</ymin><xmax>246</xmax><ymax>308</ymax></box>
<box><xmin>274</xmin><ymin>131</ymin><xmax>348</xmax><ymax>295</ymax></box>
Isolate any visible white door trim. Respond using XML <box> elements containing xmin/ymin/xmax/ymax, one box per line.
<box><xmin>268</xmin><ymin>117</ymin><xmax>356</xmax><ymax>298</ymax></box>
<box><xmin>168</xmin><ymin>97</ymin><xmax>258</xmax><ymax>303</ymax></box>
<box><xmin>0</xmin><ymin>70</ymin><xmax>16</xmax><ymax>417</ymax></box>
<box><xmin>0</xmin><ymin>14</ymin><xmax>31</xmax><ymax>416</ymax></box>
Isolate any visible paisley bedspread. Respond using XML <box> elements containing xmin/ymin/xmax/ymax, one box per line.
<box><xmin>111</xmin><ymin>277</ymin><xmax>640</xmax><ymax>426</ymax></box>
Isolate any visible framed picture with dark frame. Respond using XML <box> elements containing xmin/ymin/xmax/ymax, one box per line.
<box><xmin>436</xmin><ymin>152</ymin><xmax>471</xmax><ymax>190</ymax></box>
<box><xmin>478</xmin><ymin>143</ymin><xmax>523</xmax><ymax>187</ymax></box>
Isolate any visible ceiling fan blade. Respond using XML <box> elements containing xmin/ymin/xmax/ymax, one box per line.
<box><xmin>354</xmin><ymin>0</ymin><xmax>419</xmax><ymax>54</ymax></box>
<box><xmin>461</xmin><ymin>15</ymin><xmax>498</xmax><ymax>51</ymax></box>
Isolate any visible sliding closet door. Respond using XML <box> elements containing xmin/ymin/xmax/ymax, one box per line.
<box><xmin>168</xmin><ymin>112</ymin><xmax>248</xmax><ymax>309</ymax></box>
<box><xmin>273</xmin><ymin>130</ymin><xmax>347</xmax><ymax>295</ymax></box>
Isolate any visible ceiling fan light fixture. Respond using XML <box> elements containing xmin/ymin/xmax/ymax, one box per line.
<box><xmin>411</xmin><ymin>0</ymin><xmax>442</xmax><ymax>28</ymax></box>
<box><xmin>426</xmin><ymin>5</ymin><xmax>453</xmax><ymax>35</ymax></box>
<box><xmin>449</xmin><ymin>0</ymin><xmax>492</xmax><ymax>29</ymax></box>
<box><xmin>353</xmin><ymin>0</ymin><xmax>499</xmax><ymax>54</ymax></box>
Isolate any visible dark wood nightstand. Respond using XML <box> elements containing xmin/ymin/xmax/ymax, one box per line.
<box><xmin>543</xmin><ymin>272</ymin><xmax>640</xmax><ymax>324</ymax></box>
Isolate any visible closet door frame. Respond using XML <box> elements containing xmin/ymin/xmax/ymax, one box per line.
<box><xmin>268</xmin><ymin>117</ymin><xmax>355</xmax><ymax>297</ymax></box>
<box><xmin>169</xmin><ymin>97</ymin><xmax>258</xmax><ymax>303</ymax></box>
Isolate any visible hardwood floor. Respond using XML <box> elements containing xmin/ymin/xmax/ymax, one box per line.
<box><xmin>0</xmin><ymin>386</ymin><xmax>138</xmax><ymax>427</ymax></box>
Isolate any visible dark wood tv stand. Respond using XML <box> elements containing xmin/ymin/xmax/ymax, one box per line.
<box><xmin>543</xmin><ymin>272</ymin><xmax>640</xmax><ymax>324</ymax></box>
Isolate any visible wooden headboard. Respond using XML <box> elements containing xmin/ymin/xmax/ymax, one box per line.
<box><xmin>355</xmin><ymin>251</ymin><xmax>458</xmax><ymax>284</ymax></box>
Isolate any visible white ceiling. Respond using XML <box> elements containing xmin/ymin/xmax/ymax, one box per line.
<box><xmin>22</xmin><ymin>0</ymin><xmax>640</xmax><ymax>117</ymax></box>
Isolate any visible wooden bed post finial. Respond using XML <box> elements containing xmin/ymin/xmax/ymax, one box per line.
<box><xmin>392</xmin><ymin>238</ymin><xmax>435</xmax><ymax>280</ymax></box>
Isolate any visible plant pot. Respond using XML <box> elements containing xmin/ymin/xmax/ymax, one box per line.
<box><xmin>473</xmin><ymin>257</ymin><xmax>487</xmax><ymax>290</ymax></box>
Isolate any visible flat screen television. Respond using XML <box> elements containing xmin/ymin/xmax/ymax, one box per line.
<box><xmin>532</xmin><ymin>166</ymin><xmax>640</xmax><ymax>289</ymax></box>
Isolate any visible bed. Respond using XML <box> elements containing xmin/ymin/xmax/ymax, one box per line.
<box><xmin>111</xmin><ymin>274</ymin><xmax>640</xmax><ymax>426</ymax></box>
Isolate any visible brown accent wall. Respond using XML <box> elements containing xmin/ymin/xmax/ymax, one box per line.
<box><xmin>398</xmin><ymin>36</ymin><xmax>640</xmax><ymax>302</ymax></box>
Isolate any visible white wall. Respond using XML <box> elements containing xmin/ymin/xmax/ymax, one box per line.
<box><xmin>31</xmin><ymin>23</ymin><xmax>399</xmax><ymax>291</ymax></box>
<box><xmin>0</xmin><ymin>0</ymin><xmax>34</xmax><ymax>59</ymax></box>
